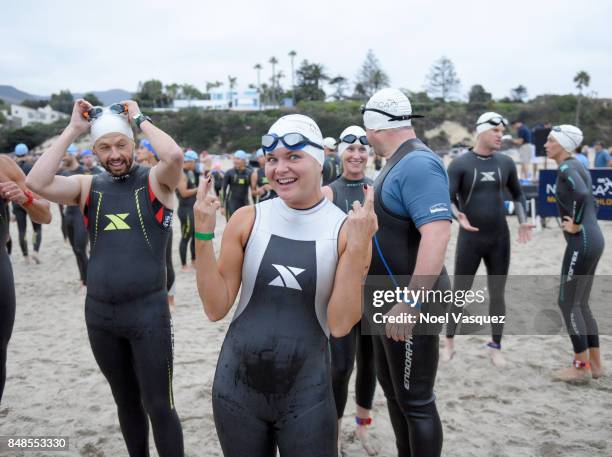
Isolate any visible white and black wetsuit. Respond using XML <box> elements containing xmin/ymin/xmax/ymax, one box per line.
<box><xmin>328</xmin><ymin>176</ymin><xmax>377</xmax><ymax>419</ymax></box>
<box><xmin>556</xmin><ymin>158</ymin><xmax>604</xmax><ymax>354</ymax></box>
<box><xmin>0</xmin><ymin>195</ymin><xmax>15</xmax><ymax>403</ymax></box>
<box><xmin>212</xmin><ymin>197</ymin><xmax>346</xmax><ymax>457</ymax></box>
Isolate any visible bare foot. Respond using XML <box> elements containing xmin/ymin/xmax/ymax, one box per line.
<box><xmin>356</xmin><ymin>425</ymin><xmax>378</xmax><ymax>456</ymax></box>
<box><xmin>488</xmin><ymin>348</ymin><xmax>506</xmax><ymax>367</ymax></box>
<box><xmin>24</xmin><ymin>255</ymin><xmax>31</xmax><ymax>265</ymax></box>
<box><xmin>168</xmin><ymin>295</ymin><xmax>176</xmax><ymax>314</ymax></box>
<box><xmin>440</xmin><ymin>344</ymin><xmax>455</xmax><ymax>363</ymax></box>
<box><xmin>552</xmin><ymin>366</ymin><xmax>591</xmax><ymax>383</ymax></box>
<box><xmin>31</xmin><ymin>253</ymin><xmax>41</xmax><ymax>264</ymax></box>
<box><xmin>591</xmin><ymin>366</ymin><xmax>604</xmax><ymax>379</ymax></box>
<box><xmin>180</xmin><ymin>265</ymin><xmax>192</xmax><ymax>273</ymax></box>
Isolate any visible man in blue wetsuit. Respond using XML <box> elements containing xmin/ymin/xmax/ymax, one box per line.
<box><xmin>363</xmin><ymin>88</ymin><xmax>452</xmax><ymax>457</ymax></box>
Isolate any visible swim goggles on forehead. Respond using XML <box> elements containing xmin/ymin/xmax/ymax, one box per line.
<box><xmin>476</xmin><ymin>116</ymin><xmax>508</xmax><ymax>127</ymax></box>
<box><xmin>360</xmin><ymin>105</ymin><xmax>424</xmax><ymax>122</ymax></box>
<box><xmin>552</xmin><ymin>126</ymin><xmax>580</xmax><ymax>148</ymax></box>
<box><xmin>261</xmin><ymin>132</ymin><xmax>323</xmax><ymax>152</ymax></box>
<box><xmin>340</xmin><ymin>134</ymin><xmax>369</xmax><ymax>146</ymax></box>
<box><xmin>83</xmin><ymin>103</ymin><xmax>128</xmax><ymax>121</ymax></box>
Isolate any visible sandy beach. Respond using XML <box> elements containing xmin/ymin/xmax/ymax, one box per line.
<box><xmin>1</xmin><ymin>180</ymin><xmax>611</xmax><ymax>457</ymax></box>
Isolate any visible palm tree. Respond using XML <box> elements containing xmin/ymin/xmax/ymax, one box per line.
<box><xmin>574</xmin><ymin>70</ymin><xmax>591</xmax><ymax>126</ymax></box>
<box><xmin>269</xmin><ymin>56</ymin><xmax>278</xmax><ymax>105</ymax></box>
<box><xmin>227</xmin><ymin>76</ymin><xmax>238</xmax><ymax>108</ymax></box>
<box><xmin>288</xmin><ymin>50</ymin><xmax>297</xmax><ymax>105</ymax></box>
<box><xmin>254</xmin><ymin>63</ymin><xmax>262</xmax><ymax>109</ymax></box>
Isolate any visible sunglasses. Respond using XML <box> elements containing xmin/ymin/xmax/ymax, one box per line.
<box><xmin>83</xmin><ymin>103</ymin><xmax>128</xmax><ymax>121</ymax></box>
<box><xmin>261</xmin><ymin>132</ymin><xmax>323</xmax><ymax>153</ymax></box>
<box><xmin>340</xmin><ymin>134</ymin><xmax>369</xmax><ymax>146</ymax></box>
<box><xmin>477</xmin><ymin>116</ymin><xmax>508</xmax><ymax>127</ymax></box>
<box><xmin>360</xmin><ymin>105</ymin><xmax>424</xmax><ymax>122</ymax></box>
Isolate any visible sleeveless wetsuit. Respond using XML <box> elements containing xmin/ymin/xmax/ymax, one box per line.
<box><xmin>177</xmin><ymin>169</ymin><xmax>197</xmax><ymax>267</ymax></box>
<box><xmin>83</xmin><ymin>165</ymin><xmax>183</xmax><ymax>456</ymax></box>
<box><xmin>366</xmin><ymin>139</ymin><xmax>452</xmax><ymax>457</ymax></box>
<box><xmin>212</xmin><ymin>197</ymin><xmax>346</xmax><ymax>457</ymax></box>
<box><xmin>255</xmin><ymin>167</ymin><xmax>277</xmax><ymax>202</ymax></box>
<box><xmin>0</xmin><ymin>195</ymin><xmax>15</xmax><ymax>404</ymax></box>
<box><xmin>446</xmin><ymin>150</ymin><xmax>527</xmax><ymax>345</ymax></box>
<box><xmin>322</xmin><ymin>153</ymin><xmax>342</xmax><ymax>186</ymax></box>
<box><xmin>327</xmin><ymin>176</ymin><xmax>377</xmax><ymax>419</ymax></box>
<box><xmin>221</xmin><ymin>167</ymin><xmax>251</xmax><ymax>219</ymax></box>
<box><xmin>13</xmin><ymin>161</ymin><xmax>42</xmax><ymax>257</ymax></box>
<box><xmin>556</xmin><ymin>158</ymin><xmax>604</xmax><ymax>354</ymax></box>
<box><xmin>62</xmin><ymin>165</ymin><xmax>90</xmax><ymax>284</ymax></box>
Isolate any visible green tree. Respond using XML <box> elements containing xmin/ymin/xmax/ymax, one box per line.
<box><xmin>134</xmin><ymin>79</ymin><xmax>170</xmax><ymax>108</ymax></box>
<box><xmin>83</xmin><ymin>92</ymin><xmax>103</xmax><ymax>106</ymax></box>
<box><xmin>509</xmin><ymin>85</ymin><xmax>528</xmax><ymax>103</ymax></box>
<box><xmin>425</xmin><ymin>56</ymin><xmax>460</xmax><ymax>101</ymax></box>
<box><xmin>165</xmin><ymin>83</ymin><xmax>181</xmax><ymax>101</ymax></box>
<box><xmin>21</xmin><ymin>99</ymin><xmax>49</xmax><ymax>109</ymax></box>
<box><xmin>329</xmin><ymin>76</ymin><xmax>349</xmax><ymax>100</ymax></box>
<box><xmin>574</xmin><ymin>70</ymin><xmax>590</xmax><ymax>126</ymax></box>
<box><xmin>468</xmin><ymin>84</ymin><xmax>492</xmax><ymax>104</ymax></box>
<box><xmin>269</xmin><ymin>57</ymin><xmax>279</xmax><ymax>104</ymax></box>
<box><xmin>181</xmin><ymin>84</ymin><xmax>205</xmax><ymax>100</ymax></box>
<box><xmin>49</xmin><ymin>90</ymin><xmax>74</xmax><ymax>114</ymax></box>
<box><xmin>354</xmin><ymin>50</ymin><xmax>390</xmax><ymax>98</ymax></box>
<box><xmin>295</xmin><ymin>60</ymin><xmax>329</xmax><ymax>102</ymax></box>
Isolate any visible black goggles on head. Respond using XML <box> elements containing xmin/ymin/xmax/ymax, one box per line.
<box><xmin>476</xmin><ymin>116</ymin><xmax>508</xmax><ymax>127</ymax></box>
<box><xmin>261</xmin><ymin>132</ymin><xmax>323</xmax><ymax>152</ymax></box>
<box><xmin>360</xmin><ymin>105</ymin><xmax>424</xmax><ymax>122</ymax></box>
<box><xmin>84</xmin><ymin>103</ymin><xmax>128</xmax><ymax>121</ymax></box>
<box><xmin>340</xmin><ymin>134</ymin><xmax>369</xmax><ymax>146</ymax></box>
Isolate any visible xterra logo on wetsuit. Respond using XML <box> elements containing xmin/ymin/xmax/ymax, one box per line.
<box><xmin>268</xmin><ymin>264</ymin><xmax>305</xmax><ymax>290</ymax></box>
<box><xmin>103</xmin><ymin>213</ymin><xmax>130</xmax><ymax>231</ymax></box>
<box><xmin>480</xmin><ymin>171</ymin><xmax>496</xmax><ymax>182</ymax></box>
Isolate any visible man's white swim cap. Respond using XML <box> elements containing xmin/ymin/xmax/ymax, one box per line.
<box><xmin>363</xmin><ymin>88</ymin><xmax>417</xmax><ymax>130</ymax></box>
<box><xmin>323</xmin><ymin>137</ymin><xmax>337</xmax><ymax>150</ymax></box>
<box><xmin>476</xmin><ymin>112</ymin><xmax>508</xmax><ymax>135</ymax></box>
<box><xmin>338</xmin><ymin>125</ymin><xmax>370</xmax><ymax>156</ymax></box>
<box><xmin>267</xmin><ymin>114</ymin><xmax>324</xmax><ymax>167</ymax></box>
<box><xmin>550</xmin><ymin>125</ymin><xmax>583</xmax><ymax>153</ymax></box>
<box><xmin>91</xmin><ymin>107</ymin><xmax>134</xmax><ymax>146</ymax></box>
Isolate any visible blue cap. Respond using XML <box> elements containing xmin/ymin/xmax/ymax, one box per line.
<box><xmin>139</xmin><ymin>139</ymin><xmax>158</xmax><ymax>159</ymax></box>
<box><xmin>14</xmin><ymin>143</ymin><xmax>29</xmax><ymax>156</ymax></box>
<box><xmin>234</xmin><ymin>150</ymin><xmax>248</xmax><ymax>161</ymax></box>
<box><xmin>255</xmin><ymin>148</ymin><xmax>264</xmax><ymax>158</ymax></box>
<box><xmin>81</xmin><ymin>149</ymin><xmax>93</xmax><ymax>157</ymax></box>
<box><xmin>184</xmin><ymin>150</ymin><xmax>198</xmax><ymax>162</ymax></box>
<box><xmin>67</xmin><ymin>144</ymin><xmax>79</xmax><ymax>155</ymax></box>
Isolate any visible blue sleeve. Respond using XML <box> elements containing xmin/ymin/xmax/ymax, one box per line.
<box><xmin>518</xmin><ymin>126</ymin><xmax>531</xmax><ymax>143</ymax></box>
<box><xmin>381</xmin><ymin>151</ymin><xmax>452</xmax><ymax>228</ymax></box>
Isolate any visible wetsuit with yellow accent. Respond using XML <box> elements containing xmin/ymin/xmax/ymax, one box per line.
<box><xmin>0</xmin><ymin>195</ymin><xmax>15</xmax><ymax>403</ymax></box>
<box><xmin>221</xmin><ymin>167</ymin><xmax>251</xmax><ymax>219</ymax></box>
<box><xmin>255</xmin><ymin>167</ymin><xmax>277</xmax><ymax>202</ymax></box>
<box><xmin>83</xmin><ymin>164</ymin><xmax>183</xmax><ymax>457</ymax></box>
<box><xmin>177</xmin><ymin>169</ymin><xmax>197</xmax><ymax>267</ymax></box>
<box><xmin>12</xmin><ymin>160</ymin><xmax>42</xmax><ymax>257</ymax></box>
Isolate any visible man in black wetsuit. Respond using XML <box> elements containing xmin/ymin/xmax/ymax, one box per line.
<box><xmin>545</xmin><ymin>125</ymin><xmax>605</xmax><ymax>382</ymax></box>
<box><xmin>250</xmin><ymin>149</ymin><xmax>277</xmax><ymax>203</ymax></box>
<box><xmin>363</xmin><ymin>88</ymin><xmax>452</xmax><ymax>457</ymax></box>
<box><xmin>322</xmin><ymin>137</ymin><xmax>342</xmax><ymax>186</ymax></box>
<box><xmin>27</xmin><ymin>99</ymin><xmax>185</xmax><ymax>456</ymax></box>
<box><xmin>221</xmin><ymin>150</ymin><xmax>251</xmax><ymax>220</ymax></box>
<box><xmin>176</xmin><ymin>150</ymin><xmax>198</xmax><ymax>272</ymax></box>
<box><xmin>12</xmin><ymin>144</ymin><xmax>43</xmax><ymax>264</ymax></box>
<box><xmin>81</xmin><ymin>149</ymin><xmax>104</xmax><ymax>175</ymax></box>
<box><xmin>322</xmin><ymin>125</ymin><xmax>377</xmax><ymax>455</ymax></box>
<box><xmin>442</xmin><ymin>112</ymin><xmax>533</xmax><ymax>367</ymax></box>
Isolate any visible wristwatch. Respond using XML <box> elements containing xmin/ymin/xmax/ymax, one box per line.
<box><xmin>133</xmin><ymin>112</ymin><xmax>153</xmax><ymax>130</ymax></box>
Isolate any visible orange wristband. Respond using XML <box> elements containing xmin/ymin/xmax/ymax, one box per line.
<box><xmin>23</xmin><ymin>190</ymin><xmax>34</xmax><ymax>207</ymax></box>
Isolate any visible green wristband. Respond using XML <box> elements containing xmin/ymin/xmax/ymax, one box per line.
<box><xmin>195</xmin><ymin>231</ymin><xmax>214</xmax><ymax>241</ymax></box>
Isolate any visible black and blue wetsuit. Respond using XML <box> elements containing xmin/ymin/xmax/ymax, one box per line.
<box><xmin>366</xmin><ymin>140</ymin><xmax>452</xmax><ymax>457</ymax></box>
<box><xmin>445</xmin><ymin>150</ymin><xmax>527</xmax><ymax>346</ymax></box>
<box><xmin>328</xmin><ymin>175</ymin><xmax>377</xmax><ymax>420</ymax></box>
<box><xmin>555</xmin><ymin>158</ymin><xmax>604</xmax><ymax>354</ymax></box>
<box><xmin>0</xmin><ymin>195</ymin><xmax>15</xmax><ymax>404</ymax></box>
<box><xmin>83</xmin><ymin>165</ymin><xmax>183</xmax><ymax>456</ymax></box>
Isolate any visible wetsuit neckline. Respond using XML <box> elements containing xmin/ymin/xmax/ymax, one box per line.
<box><xmin>277</xmin><ymin>196</ymin><xmax>327</xmax><ymax>215</ymax></box>
<box><xmin>470</xmin><ymin>149</ymin><xmax>494</xmax><ymax>160</ymax></box>
<box><xmin>339</xmin><ymin>175</ymin><xmax>366</xmax><ymax>183</ymax></box>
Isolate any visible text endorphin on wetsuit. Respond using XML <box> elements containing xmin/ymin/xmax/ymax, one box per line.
<box><xmin>177</xmin><ymin>169</ymin><xmax>197</xmax><ymax>267</ymax></box>
<box><xmin>0</xmin><ymin>195</ymin><xmax>16</xmax><ymax>403</ymax></box>
<box><xmin>555</xmin><ymin>157</ymin><xmax>604</xmax><ymax>354</ymax></box>
<box><xmin>255</xmin><ymin>167</ymin><xmax>277</xmax><ymax>202</ymax></box>
<box><xmin>445</xmin><ymin>150</ymin><xmax>527</xmax><ymax>346</ymax></box>
<box><xmin>213</xmin><ymin>197</ymin><xmax>346</xmax><ymax>457</ymax></box>
<box><xmin>83</xmin><ymin>165</ymin><xmax>183</xmax><ymax>456</ymax></box>
<box><xmin>222</xmin><ymin>167</ymin><xmax>251</xmax><ymax>219</ymax></box>
<box><xmin>328</xmin><ymin>175</ymin><xmax>377</xmax><ymax>420</ymax></box>
<box><xmin>366</xmin><ymin>139</ymin><xmax>452</xmax><ymax>457</ymax></box>
<box><xmin>12</xmin><ymin>160</ymin><xmax>42</xmax><ymax>258</ymax></box>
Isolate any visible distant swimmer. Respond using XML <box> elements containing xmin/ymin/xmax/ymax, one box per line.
<box><xmin>220</xmin><ymin>150</ymin><xmax>251</xmax><ymax>221</ymax></box>
<box><xmin>0</xmin><ymin>154</ymin><xmax>51</xmax><ymax>405</ymax></box>
<box><xmin>322</xmin><ymin>125</ymin><xmax>377</xmax><ymax>455</ymax></box>
<box><xmin>545</xmin><ymin>125</ymin><xmax>605</xmax><ymax>382</ymax></box>
<box><xmin>322</xmin><ymin>136</ymin><xmax>342</xmax><ymax>186</ymax></box>
<box><xmin>442</xmin><ymin>112</ymin><xmax>534</xmax><ymax>367</ymax></box>
<box><xmin>27</xmin><ymin>100</ymin><xmax>185</xmax><ymax>456</ymax></box>
<box><xmin>176</xmin><ymin>150</ymin><xmax>198</xmax><ymax>272</ymax></box>
<box><xmin>194</xmin><ymin>114</ymin><xmax>377</xmax><ymax>457</ymax></box>
<box><xmin>250</xmin><ymin>148</ymin><xmax>277</xmax><ymax>202</ymax></box>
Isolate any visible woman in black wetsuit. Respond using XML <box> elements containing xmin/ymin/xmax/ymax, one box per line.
<box><xmin>194</xmin><ymin>114</ymin><xmax>377</xmax><ymax>457</ymax></box>
<box><xmin>545</xmin><ymin>124</ymin><xmax>605</xmax><ymax>382</ymax></box>
<box><xmin>0</xmin><ymin>155</ymin><xmax>51</xmax><ymax>404</ymax></box>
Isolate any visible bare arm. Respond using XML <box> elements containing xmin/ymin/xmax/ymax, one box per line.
<box><xmin>321</xmin><ymin>185</ymin><xmax>333</xmax><ymax>202</ymax></box>
<box><xmin>409</xmin><ymin>220</ymin><xmax>451</xmax><ymax>292</ymax></box>
<box><xmin>176</xmin><ymin>173</ymin><xmax>197</xmax><ymax>199</ymax></box>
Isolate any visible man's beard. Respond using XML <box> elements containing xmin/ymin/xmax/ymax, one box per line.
<box><xmin>102</xmin><ymin>156</ymin><xmax>134</xmax><ymax>177</ymax></box>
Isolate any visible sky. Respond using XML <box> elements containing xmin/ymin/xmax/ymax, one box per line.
<box><xmin>1</xmin><ymin>0</ymin><xmax>611</xmax><ymax>100</ymax></box>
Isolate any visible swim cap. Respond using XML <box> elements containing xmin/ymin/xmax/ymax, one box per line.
<box><xmin>213</xmin><ymin>160</ymin><xmax>222</xmax><ymax>171</ymax></box>
<box><xmin>234</xmin><ymin>150</ymin><xmax>248</xmax><ymax>161</ymax></box>
<box><xmin>363</xmin><ymin>88</ymin><xmax>415</xmax><ymax>130</ymax></box>
<box><xmin>14</xmin><ymin>143</ymin><xmax>29</xmax><ymax>156</ymax></box>
<box><xmin>323</xmin><ymin>137</ymin><xmax>337</xmax><ymax>150</ymax></box>
<box><xmin>550</xmin><ymin>125</ymin><xmax>583</xmax><ymax>153</ymax></box>
<box><xmin>81</xmin><ymin>149</ymin><xmax>93</xmax><ymax>157</ymax></box>
<box><xmin>67</xmin><ymin>144</ymin><xmax>79</xmax><ymax>155</ymax></box>
<box><xmin>90</xmin><ymin>107</ymin><xmax>134</xmax><ymax>146</ymax></box>
<box><xmin>255</xmin><ymin>148</ymin><xmax>264</xmax><ymax>158</ymax></box>
<box><xmin>184</xmin><ymin>150</ymin><xmax>198</xmax><ymax>162</ymax></box>
<box><xmin>338</xmin><ymin>125</ymin><xmax>370</xmax><ymax>156</ymax></box>
<box><xmin>476</xmin><ymin>112</ymin><xmax>508</xmax><ymax>135</ymax></box>
<box><xmin>267</xmin><ymin>114</ymin><xmax>324</xmax><ymax>167</ymax></box>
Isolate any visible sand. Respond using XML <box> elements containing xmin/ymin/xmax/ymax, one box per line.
<box><xmin>1</xmin><ymin>170</ymin><xmax>611</xmax><ymax>457</ymax></box>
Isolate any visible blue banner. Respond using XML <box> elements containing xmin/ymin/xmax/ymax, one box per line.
<box><xmin>538</xmin><ymin>169</ymin><xmax>612</xmax><ymax>220</ymax></box>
